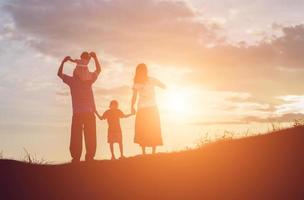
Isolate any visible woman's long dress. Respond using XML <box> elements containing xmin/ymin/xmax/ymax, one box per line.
<box><xmin>133</xmin><ymin>77</ymin><xmax>163</xmax><ymax>147</ymax></box>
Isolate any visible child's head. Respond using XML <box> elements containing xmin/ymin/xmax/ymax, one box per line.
<box><xmin>109</xmin><ymin>100</ymin><xmax>119</xmax><ymax>109</ymax></box>
<box><xmin>80</xmin><ymin>51</ymin><xmax>91</xmax><ymax>63</ymax></box>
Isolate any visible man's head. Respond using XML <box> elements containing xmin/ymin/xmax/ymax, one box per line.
<box><xmin>109</xmin><ymin>100</ymin><xmax>119</xmax><ymax>109</ymax></box>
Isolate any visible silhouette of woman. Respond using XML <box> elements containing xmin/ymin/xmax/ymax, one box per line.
<box><xmin>131</xmin><ymin>63</ymin><xmax>166</xmax><ymax>155</ymax></box>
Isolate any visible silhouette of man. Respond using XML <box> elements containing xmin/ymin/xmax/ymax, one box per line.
<box><xmin>57</xmin><ymin>52</ymin><xmax>101</xmax><ymax>162</ymax></box>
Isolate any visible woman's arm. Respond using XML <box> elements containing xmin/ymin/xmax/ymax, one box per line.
<box><xmin>122</xmin><ymin>113</ymin><xmax>135</xmax><ymax>118</ymax></box>
<box><xmin>154</xmin><ymin>78</ymin><xmax>166</xmax><ymax>89</ymax></box>
<box><xmin>158</xmin><ymin>81</ymin><xmax>166</xmax><ymax>89</ymax></box>
<box><xmin>131</xmin><ymin>89</ymin><xmax>138</xmax><ymax>114</ymax></box>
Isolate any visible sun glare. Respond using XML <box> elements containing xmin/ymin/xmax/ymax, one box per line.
<box><xmin>167</xmin><ymin>92</ymin><xmax>187</xmax><ymax>112</ymax></box>
<box><xmin>161</xmin><ymin>88</ymin><xmax>190</xmax><ymax>116</ymax></box>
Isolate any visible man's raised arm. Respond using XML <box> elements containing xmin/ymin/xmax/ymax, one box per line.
<box><xmin>90</xmin><ymin>52</ymin><xmax>101</xmax><ymax>75</ymax></box>
<box><xmin>57</xmin><ymin>56</ymin><xmax>70</xmax><ymax>79</ymax></box>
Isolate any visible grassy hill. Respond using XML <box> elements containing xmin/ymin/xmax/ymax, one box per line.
<box><xmin>0</xmin><ymin>126</ymin><xmax>304</xmax><ymax>200</ymax></box>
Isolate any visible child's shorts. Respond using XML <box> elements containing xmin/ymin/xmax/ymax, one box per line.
<box><xmin>108</xmin><ymin>132</ymin><xmax>122</xmax><ymax>143</ymax></box>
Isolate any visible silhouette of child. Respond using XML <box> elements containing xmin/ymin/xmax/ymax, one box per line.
<box><xmin>95</xmin><ymin>100</ymin><xmax>135</xmax><ymax>160</ymax></box>
<box><xmin>67</xmin><ymin>52</ymin><xmax>93</xmax><ymax>81</ymax></box>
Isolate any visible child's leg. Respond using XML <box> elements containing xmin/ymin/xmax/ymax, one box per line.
<box><xmin>141</xmin><ymin>145</ymin><xmax>146</xmax><ymax>155</ymax></box>
<box><xmin>118</xmin><ymin>142</ymin><xmax>124</xmax><ymax>158</ymax></box>
<box><xmin>152</xmin><ymin>146</ymin><xmax>156</xmax><ymax>154</ymax></box>
<box><xmin>109</xmin><ymin>143</ymin><xmax>115</xmax><ymax>160</ymax></box>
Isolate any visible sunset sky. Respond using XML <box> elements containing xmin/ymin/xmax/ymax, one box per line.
<box><xmin>1</xmin><ymin>0</ymin><xmax>304</xmax><ymax>162</ymax></box>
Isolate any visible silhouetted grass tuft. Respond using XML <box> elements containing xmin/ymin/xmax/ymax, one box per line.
<box><xmin>293</xmin><ymin>119</ymin><xmax>304</xmax><ymax>127</ymax></box>
<box><xmin>23</xmin><ymin>148</ymin><xmax>49</xmax><ymax>165</ymax></box>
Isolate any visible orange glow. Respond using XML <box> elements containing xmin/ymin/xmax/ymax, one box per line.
<box><xmin>159</xmin><ymin>87</ymin><xmax>194</xmax><ymax>119</ymax></box>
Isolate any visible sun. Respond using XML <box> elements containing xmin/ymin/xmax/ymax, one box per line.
<box><xmin>167</xmin><ymin>93</ymin><xmax>187</xmax><ymax>113</ymax></box>
<box><xmin>161</xmin><ymin>88</ymin><xmax>189</xmax><ymax>115</ymax></box>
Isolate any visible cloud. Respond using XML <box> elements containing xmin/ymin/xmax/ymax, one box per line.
<box><xmin>183</xmin><ymin>24</ymin><xmax>304</xmax><ymax>99</ymax></box>
<box><xmin>237</xmin><ymin>95</ymin><xmax>304</xmax><ymax>123</ymax></box>
<box><xmin>193</xmin><ymin>113</ymin><xmax>304</xmax><ymax>125</ymax></box>
<box><xmin>190</xmin><ymin>121</ymin><xmax>248</xmax><ymax>126</ymax></box>
<box><xmin>241</xmin><ymin>113</ymin><xmax>304</xmax><ymax>123</ymax></box>
<box><xmin>225</xmin><ymin>94</ymin><xmax>277</xmax><ymax>112</ymax></box>
<box><xmin>3</xmin><ymin>0</ymin><xmax>304</xmax><ymax>103</ymax></box>
<box><xmin>5</xmin><ymin>1</ymin><xmax>304</xmax><ymax>77</ymax></box>
<box><xmin>3</xmin><ymin>0</ymin><xmax>221</xmax><ymax>63</ymax></box>
<box><xmin>198</xmin><ymin>24</ymin><xmax>304</xmax><ymax>71</ymax></box>
<box><xmin>275</xmin><ymin>95</ymin><xmax>304</xmax><ymax>114</ymax></box>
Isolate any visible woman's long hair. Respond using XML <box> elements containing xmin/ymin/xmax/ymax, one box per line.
<box><xmin>134</xmin><ymin>63</ymin><xmax>148</xmax><ymax>84</ymax></box>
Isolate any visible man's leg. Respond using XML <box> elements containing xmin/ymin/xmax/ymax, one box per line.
<box><xmin>84</xmin><ymin>113</ymin><xmax>96</xmax><ymax>161</ymax></box>
<box><xmin>70</xmin><ymin>114</ymin><xmax>83</xmax><ymax>162</ymax></box>
<box><xmin>110</xmin><ymin>143</ymin><xmax>115</xmax><ymax>160</ymax></box>
<box><xmin>119</xmin><ymin>142</ymin><xmax>124</xmax><ymax>158</ymax></box>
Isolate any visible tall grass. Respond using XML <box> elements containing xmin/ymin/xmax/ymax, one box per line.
<box><xmin>23</xmin><ymin>148</ymin><xmax>49</xmax><ymax>164</ymax></box>
<box><xmin>293</xmin><ymin>119</ymin><xmax>304</xmax><ymax>127</ymax></box>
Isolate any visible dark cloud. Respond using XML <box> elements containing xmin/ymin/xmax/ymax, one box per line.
<box><xmin>272</xmin><ymin>25</ymin><xmax>304</xmax><ymax>68</ymax></box>
<box><xmin>5</xmin><ymin>0</ymin><xmax>304</xmax><ymax>69</ymax></box>
<box><xmin>3</xmin><ymin>0</ymin><xmax>220</xmax><ymax>62</ymax></box>
<box><xmin>4</xmin><ymin>0</ymin><xmax>304</xmax><ymax>100</ymax></box>
<box><xmin>184</xmin><ymin>24</ymin><xmax>304</xmax><ymax>99</ymax></box>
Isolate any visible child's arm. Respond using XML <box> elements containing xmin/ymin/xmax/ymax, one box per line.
<box><xmin>90</xmin><ymin>52</ymin><xmax>101</xmax><ymax>75</ymax></box>
<box><xmin>68</xmin><ymin>58</ymin><xmax>77</xmax><ymax>63</ymax></box>
<box><xmin>121</xmin><ymin>111</ymin><xmax>135</xmax><ymax>118</ymax></box>
<box><xmin>95</xmin><ymin>110</ymin><xmax>105</xmax><ymax>120</ymax></box>
<box><xmin>57</xmin><ymin>56</ymin><xmax>70</xmax><ymax>78</ymax></box>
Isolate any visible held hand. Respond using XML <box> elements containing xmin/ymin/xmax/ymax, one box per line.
<box><xmin>96</xmin><ymin>113</ymin><xmax>102</xmax><ymax>120</ymax></box>
<box><xmin>95</xmin><ymin>111</ymin><xmax>102</xmax><ymax>120</ymax></box>
<box><xmin>89</xmin><ymin>52</ymin><xmax>97</xmax><ymax>58</ymax></box>
<box><xmin>131</xmin><ymin>107</ymin><xmax>136</xmax><ymax>115</ymax></box>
